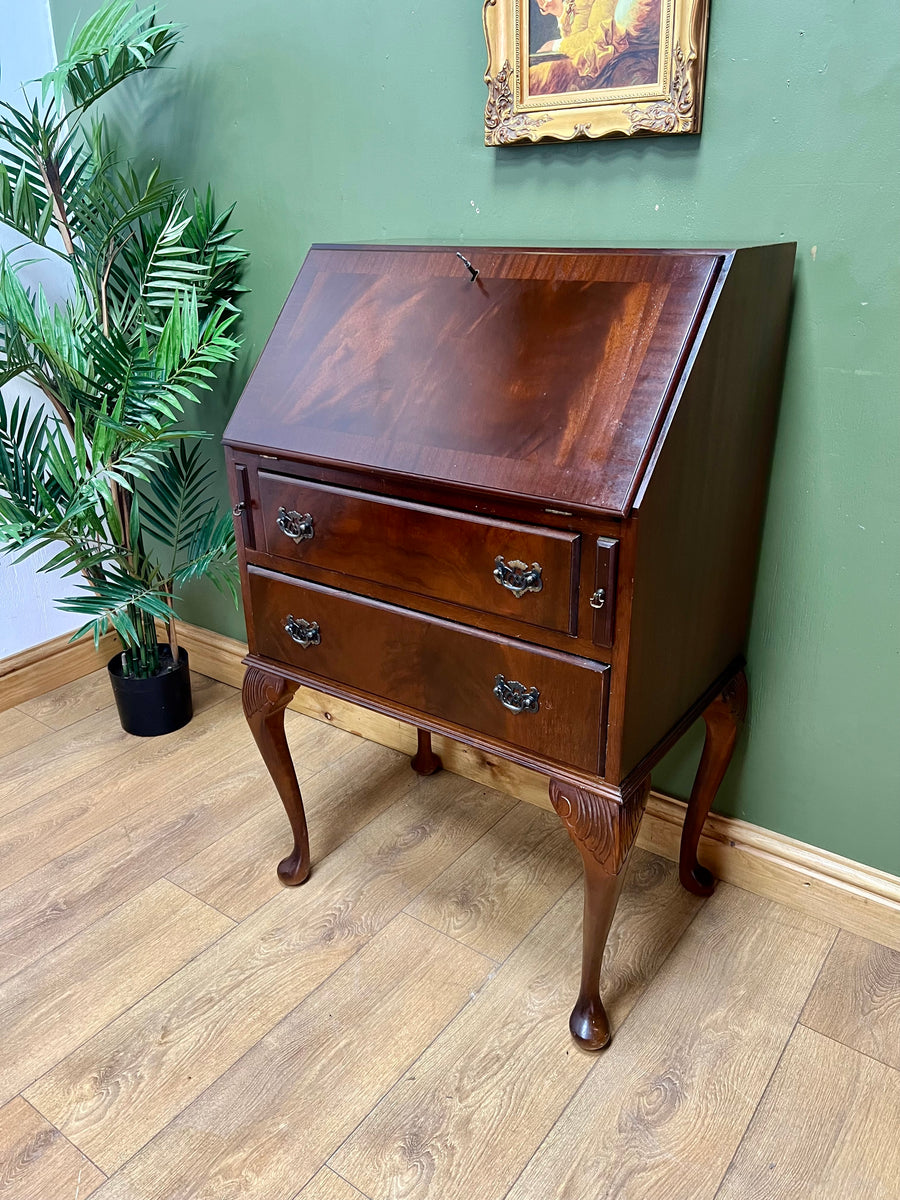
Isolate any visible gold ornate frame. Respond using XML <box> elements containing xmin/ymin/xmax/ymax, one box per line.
<box><xmin>483</xmin><ymin>0</ymin><xmax>710</xmax><ymax>146</ymax></box>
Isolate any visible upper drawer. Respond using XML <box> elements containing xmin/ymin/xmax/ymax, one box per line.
<box><xmin>256</xmin><ymin>472</ymin><xmax>580</xmax><ymax>635</ymax></box>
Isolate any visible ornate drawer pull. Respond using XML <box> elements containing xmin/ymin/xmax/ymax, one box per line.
<box><xmin>493</xmin><ymin>555</ymin><xmax>543</xmax><ymax>599</ymax></box>
<box><xmin>589</xmin><ymin>588</ymin><xmax>606</xmax><ymax>610</ymax></box>
<box><xmin>284</xmin><ymin>615</ymin><xmax>320</xmax><ymax>648</ymax></box>
<box><xmin>277</xmin><ymin>506</ymin><xmax>314</xmax><ymax>542</ymax></box>
<box><xmin>493</xmin><ymin>673</ymin><xmax>540</xmax><ymax>715</ymax></box>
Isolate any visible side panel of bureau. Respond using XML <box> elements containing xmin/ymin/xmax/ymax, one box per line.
<box><xmin>620</xmin><ymin>244</ymin><xmax>796</xmax><ymax>776</ymax></box>
<box><xmin>248</xmin><ymin>566</ymin><xmax>609</xmax><ymax>775</ymax></box>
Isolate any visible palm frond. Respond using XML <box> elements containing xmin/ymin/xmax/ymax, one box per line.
<box><xmin>137</xmin><ymin>194</ymin><xmax>211</xmax><ymax>314</ymax></box>
<box><xmin>42</xmin><ymin>0</ymin><xmax>181</xmax><ymax>114</ymax></box>
<box><xmin>0</xmin><ymin>396</ymin><xmax>55</xmax><ymax>542</ymax></box>
<box><xmin>172</xmin><ymin>507</ymin><xmax>237</xmax><ymax>600</ymax></box>
<box><xmin>58</xmin><ymin>570</ymin><xmax>174</xmax><ymax>648</ymax></box>
<box><xmin>0</xmin><ymin>1</ymin><xmax>246</xmax><ymax>668</ymax></box>
<box><xmin>138</xmin><ymin>440</ymin><xmax>215</xmax><ymax>555</ymax></box>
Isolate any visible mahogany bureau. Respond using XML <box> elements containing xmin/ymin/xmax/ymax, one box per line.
<box><xmin>224</xmin><ymin>244</ymin><xmax>795</xmax><ymax>1050</ymax></box>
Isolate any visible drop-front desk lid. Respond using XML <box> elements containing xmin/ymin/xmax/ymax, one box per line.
<box><xmin>224</xmin><ymin>245</ymin><xmax>726</xmax><ymax>516</ymax></box>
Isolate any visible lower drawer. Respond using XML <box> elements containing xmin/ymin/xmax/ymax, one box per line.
<box><xmin>248</xmin><ymin>567</ymin><xmax>608</xmax><ymax>775</ymax></box>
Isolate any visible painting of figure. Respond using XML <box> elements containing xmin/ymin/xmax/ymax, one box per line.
<box><xmin>484</xmin><ymin>0</ymin><xmax>707</xmax><ymax>144</ymax></box>
<box><xmin>528</xmin><ymin>0</ymin><xmax>662</xmax><ymax>96</ymax></box>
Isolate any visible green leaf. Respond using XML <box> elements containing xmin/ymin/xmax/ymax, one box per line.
<box><xmin>42</xmin><ymin>1</ymin><xmax>182</xmax><ymax>114</ymax></box>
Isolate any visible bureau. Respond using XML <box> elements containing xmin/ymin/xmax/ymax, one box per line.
<box><xmin>224</xmin><ymin>244</ymin><xmax>795</xmax><ymax>1050</ymax></box>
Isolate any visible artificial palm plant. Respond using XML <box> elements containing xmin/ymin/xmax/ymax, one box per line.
<box><xmin>0</xmin><ymin>2</ymin><xmax>246</xmax><ymax>705</ymax></box>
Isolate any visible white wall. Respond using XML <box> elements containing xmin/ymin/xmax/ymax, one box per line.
<box><xmin>0</xmin><ymin>0</ymin><xmax>81</xmax><ymax>658</ymax></box>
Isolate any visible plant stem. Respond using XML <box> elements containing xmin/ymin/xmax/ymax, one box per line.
<box><xmin>144</xmin><ymin>609</ymin><xmax>159</xmax><ymax>674</ymax></box>
<box><xmin>38</xmin><ymin>154</ymin><xmax>77</xmax><ymax>259</ymax></box>
<box><xmin>164</xmin><ymin>582</ymin><xmax>179</xmax><ymax>664</ymax></box>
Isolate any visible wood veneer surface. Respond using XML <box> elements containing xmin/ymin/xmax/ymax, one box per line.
<box><xmin>224</xmin><ymin>246</ymin><xmax>721</xmax><ymax>514</ymax></box>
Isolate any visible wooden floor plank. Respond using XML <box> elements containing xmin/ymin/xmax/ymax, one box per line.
<box><xmin>26</xmin><ymin>775</ymin><xmax>515</xmax><ymax>1174</ymax></box>
<box><xmin>0</xmin><ymin>695</ymin><xmax>247</xmax><ymax>894</ymax></box>
<box><xmin>499</xmin><ymin>892</ymin><xmax>836</xmax><ymax>1200</ymax></box>
<box><xmin>0</xmin><ymin>674</ymin><xmax>232</xmax><ymax>820</ymax></box>
<box><xmin>169</xmin><ymin>736</ymin><xmax>417</xmax><ymax>920</ymax></box>
<box><xmin>329</xmin><ymin>850</ymin><xmax>703</xmax><ymax>1200</ymax></box>
<box><xmin>1</xmin><ymin>878</ymin><xmax>231</xmax><ymax>1105</ymax></box>
<box><xmin>18</xmin><ymin>669</ymin><xmax>116</xmax><ymax>730</ymax></box>
<box><xmin>2</xmin><ymin>669</ymin><xmax>888</xmax><ymax>1200</ymax></box>
<box><xmin>0</xmin><ymin>691</ymin><xmax>346</xmax><ymax>894</ymax></box>
<box><xmin>0</xmin><ymin>1097</ymin><xmax>105</xmax><ymax>1200</ymax></box>
<box><xmin>0</xmin><ymin>709</ymin><xmax>50</xmax><ymax>758</ymax></box>
<box><xmin>715</xmin><ymin>1024</ymin><xmax>900</xmax><ymax>1199</ymax></box>
<box><xmin>0</xmin><ymin>745</ymin><xmax>282</xmax><ymax>984</ymax></box>
<box><xmin>88</xmin><ymin>915</ymin><xmax>492</xmax><ymax>1200</ymax></box>
<box><xmin>295</xmin><ymin>1168</ymin><xmax>370</xmax><ymax>1200</ymax></box>
<box><xmin>406</xmin><ymin>801</ymin><xmax>580</xmax><ymax>960</ymax></box>
<box><xmin>801</xmin><ymin>929</ymin><xmax>900</xmax><ymax>1071</ymax></box>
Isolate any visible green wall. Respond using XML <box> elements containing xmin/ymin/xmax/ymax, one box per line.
<box><xmin>50</xmin><ymin>0</ymin><xmax>900</xmax><ymax>872</ymax></box>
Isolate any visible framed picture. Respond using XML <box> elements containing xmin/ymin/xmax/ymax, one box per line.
<box><xmin>483</xmin><ymin>0</ymin><xmax>710</xmax><ymax>145</ymax></box>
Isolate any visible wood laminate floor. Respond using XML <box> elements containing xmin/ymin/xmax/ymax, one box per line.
<box><xmin>1</xmin><ymin>670</ymin><xmax>898</xmax><ymax>1199</ymax></box>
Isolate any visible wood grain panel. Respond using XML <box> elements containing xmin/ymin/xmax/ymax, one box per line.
<box><xmin>715</xmin><ymin>1025</ymin><xmax>900</xmax><ymax>1200</ymax></box>
<box><xmin>249</xmin><ymin>568</ymin><xmax>608</xmax><ymax>774</ymax></box>
<box><xmin>26</xmin><ymin>776</ymin><xmax>514</xmax><ymax>1173</ymax></box>
<box><xmin>169</xmin><ymin>737</ymin><xmax>420</xmax><ymax>920</ymax></box>
<box><xmin>18</xmin><ymin>668</ymin><xmax>116</xmax><ymax>730</ymax></box>
<box><xmin>406</xmin><ymin>801</ymin><xmax>581</xmax><ymax>960</ymax></box>
<box><xmin>0</xmin><ymin>1097</ymin><xmax>105</xmax><ymax>1200</ymax></box>
<box><xmin>503</xmin><ymin>891</ymin><xmax>835</xmax><ymax>1200</ymax></box>
<box><xmin>2</xmin><ymin>878</ymin><xmax>231</xmax><ymax>1104</ymax></box>
<box><xmin>0</xmin><ymin>709</ymin><xmax>48</xmax><ymax>758</ymax></box>
<box><xmin>84</xmin><ymin>916</ymin><xmax>490</xmax><ymax>1200</ymax></box>
<box><xmin>801</xmin><ymin>930</ymin><xmax>900</xmax><ymax>1071</ymax></box>
<box><xmin>330</xmin><ymin>851</ymin><xmax>702</xmax><ymax>1200</ymax></box>
<box><xmin>224</xmin><ymin>247</ymin><xmax>720</xmax><ymax>515</ymax></box>
<box><xmin>258</xmin><ymin>471</ymin><xmax>580</xmax><ymax>635</ymax></box>
<box><xmin>621</xmin><ymin>244</ymin><xmax>795</xmax><ymax>772</ymax></box>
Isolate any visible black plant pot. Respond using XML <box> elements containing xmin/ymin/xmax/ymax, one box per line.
<box><xmin>107</xmin><ymin>646</ymin><xmax>193</xmax><ymax>737</ymax></box>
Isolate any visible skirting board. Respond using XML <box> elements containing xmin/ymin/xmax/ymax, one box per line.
<box><xmin>5</xmin><ymin>617</ymin><xmax>898</xmax><ymax>952</ymax></box>
<box><xmin>0</xmin><ymin>628</ymin><xmax>120</xmax><ymax>712</ymax></box>
<box><xmin>174</xmin><ymin>620</ymin><xmax>900</xmax><ymax>952</ymax></box>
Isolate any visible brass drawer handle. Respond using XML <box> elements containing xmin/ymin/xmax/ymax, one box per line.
<box><xmin>284</xmin><ymin>615</ymin><xmax>320</xmax><ymax>648</ymax></box>
<box><xmin>493</xmin><ymin>556</ymin><xmax>543</xmax><ymax>599</ymax></box>
<box><xmin>493</xmin><ymin>673</ymin><xmax>540</xmax><ymax>715</ymax></box>
<box><xmin>589</xmin><ymin>588</ymin><xmax>606</xmax><ymax>610</ymax></box>
<box><xmin>277</xmin><ymin>506</ymin><xmax>314</xmax><ymax>542</ymax></box>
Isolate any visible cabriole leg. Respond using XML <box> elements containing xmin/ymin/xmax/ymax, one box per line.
<box><xmin>410</xmin><ymin>727</ymin><xmax>443</xmax><ymax>776</ymax></box>
<box><xmin>679</xmin><ymin>669</ymin><xmax>749</xmax><ymax>897</ymax></box>
<box><xmin>242</xmin><ymin>666</ymin><xmax>310</xmax><ymax>886</ymax></box>
<box><xmin>550</xmin><ymin>776</ymin><xmax>650</xmax><ymax>1050</ymax></box>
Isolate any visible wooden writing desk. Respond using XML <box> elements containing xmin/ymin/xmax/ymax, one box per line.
<box><xmin>224</xmin><ymin>244</ymin><xmax>795</xmax><ymax>1049</ymax></box>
